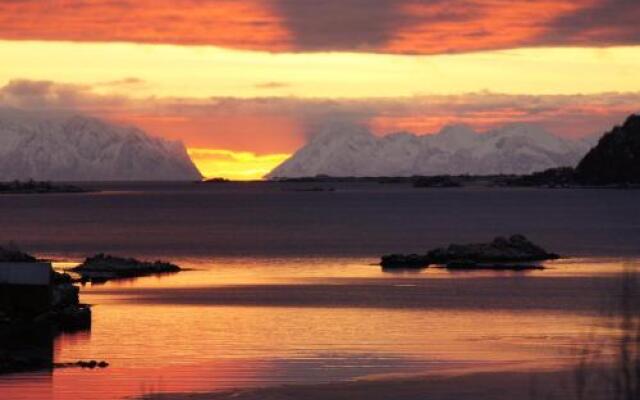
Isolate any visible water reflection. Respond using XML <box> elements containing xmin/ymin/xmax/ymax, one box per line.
<box><xmin>0</xmin><ymin>257</ymin><xmax>636</xmax><ymax>399</ymax></box>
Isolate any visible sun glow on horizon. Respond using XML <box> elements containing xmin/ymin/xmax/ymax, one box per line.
<box><xmin>188</xmin><ymin>148</ymin><xmax>290</xmax><ymax>181</ymax></box>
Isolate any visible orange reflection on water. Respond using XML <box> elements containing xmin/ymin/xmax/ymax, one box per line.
<box><xmin>40</xmin><ymin>304</ymin><xmax>608</xmax><ymax>400</ymax></box>
<box><xmin>3</xmin><ymin>257</ymin><xmax>630</xmax><ymax>399</ymax></box>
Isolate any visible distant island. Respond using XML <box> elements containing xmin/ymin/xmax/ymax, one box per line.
<box><xmin>0</xmin><ymin>180</ymin><xmax>89</xmax><ymax>194</ymax></box>
<box><xmin>201</xmin><ymin>177</ymin><xmax>231</xmax><ymax>183</ymax></box>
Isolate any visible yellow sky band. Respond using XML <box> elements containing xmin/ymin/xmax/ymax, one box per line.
<box><xmin>2</xmin><ymin>40</ymin><xmax>640</xmax><ymax>99</ymax></box>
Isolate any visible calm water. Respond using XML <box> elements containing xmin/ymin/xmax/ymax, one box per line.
<box><xmin>1</xmin><ymin>182</ymin><xmax>638</xmax><ymax>258</ymax></box>
<box><xmin>0</xmin><ymin>183</ymin><xmax>639</xmax><ymax>399</ymax></box>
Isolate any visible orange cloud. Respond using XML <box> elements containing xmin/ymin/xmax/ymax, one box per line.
<box><xmin>0</xmin><ymin>1</ymin><xmax>639</xmax><ymax>54</ymax></box>
<box><xmin>388</xmin><ymin>1</ymin><xmax>584</xmax><ymax>53</ymax></box>
<box><xmin>0</xmin><ymin>0</ymin><xmax>289</xmax><ymax>50</ymax></box>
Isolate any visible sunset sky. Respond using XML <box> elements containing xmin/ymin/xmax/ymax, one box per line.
<box><xmin>1</xmin><ymin>0</ymin><xmax>640</xmax><ymax>179</ymax></box>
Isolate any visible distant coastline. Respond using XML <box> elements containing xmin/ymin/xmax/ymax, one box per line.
<box><xmin>257</xmin><ymin>172</ymin><xmax>639</xmax><ymax>189</ymax></box>
<box><xmin>0</xmin><ymin>180</ymin><xmax>90</xmax><ymax>194</ymax></box>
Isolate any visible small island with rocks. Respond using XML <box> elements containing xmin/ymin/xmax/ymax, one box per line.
<box><xmin>381</xmin><ymin>235</ymin><xmax>559</xmax><ymax>270</ymax></box>
<box><xmin>200</xmin><ymin>177</ymin><xmax>231</xmax><ymax>184</ymax></box>
<box><xmin>71</xmin><ymin>253</ymin><xmax>182</xmax><ymax>283</ymax></box>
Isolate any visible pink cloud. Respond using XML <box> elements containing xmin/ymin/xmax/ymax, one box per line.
<box><xmin>2</xmin><ymin>80</ymin><xmax>639</xmax><ymax>152</ymax></box>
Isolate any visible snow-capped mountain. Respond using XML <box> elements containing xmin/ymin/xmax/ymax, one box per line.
<box><xmin>266</xmin><ymin>123</ymin><xmax>592</xmax><ymax>178</ymax></box>
<box><xmin>0</xmin><ymin>108</ymin><xmax>202</xmax><ymax>181</ymax></box>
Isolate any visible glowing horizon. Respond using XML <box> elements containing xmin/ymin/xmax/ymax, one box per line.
<box><xmin>187</xmin><ymin>148</ymin><xmax>290</xmax><ymax>181</ymax></box>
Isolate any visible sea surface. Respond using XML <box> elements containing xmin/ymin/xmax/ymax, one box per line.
<box><xmin>0</xmin><ymin>182</ymin><xmax>639</xmax><ymax>399</ymax></box>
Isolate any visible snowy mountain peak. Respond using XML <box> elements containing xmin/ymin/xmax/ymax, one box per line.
<box><xmin>0</xmin><ymin>108</ymin><xmax>202</xmax><ymax>181</ymax></box>
<box><xmin>266</xmin><ymin>123</ymin><xmax>592</xmax><ymax>178</ymax></box>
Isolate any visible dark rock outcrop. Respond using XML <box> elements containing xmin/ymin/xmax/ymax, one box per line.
<box><xmin>381</xmin><ymin>254</ymin><xmax>431</xmax><ymax>269</ymax></box>
<box><xmin>575</xmin><ymin>114</ymin><xmax>640</xmax><ymax>185</ymax></box>
<box><xmin>426</xmin><ymin>235</ymin><xmax>559</xmax><ymax>264</ymax></box>
<box><xmin>381</xmin><ymin>235</ymin><xmax>558</xmax><ymax>270</ymax></box>
<box><xmin>72</xmin><ymin>253</ymin><xmax>181</xmax><ymax>282</ymax></box>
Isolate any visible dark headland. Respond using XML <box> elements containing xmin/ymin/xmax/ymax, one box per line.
<box><xmin>508</xmin><ymin>114</ymin><xmax>640</xmax><ymax>188</ymax></box>
<box><xmin>574</xmin><ymin>114</ymin><xmax>640</xmax><ymax>185</ymax></box>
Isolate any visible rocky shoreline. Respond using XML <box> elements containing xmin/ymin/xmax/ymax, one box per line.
<box><xmin>381</xmin><ymin>235</ymin><xmax>559</xmax><ymax>270</ymax></box>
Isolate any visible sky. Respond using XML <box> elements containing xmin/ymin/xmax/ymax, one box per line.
<box><xmin>1</xmin><ymin>0</ymin><xmax>640</xmax><ymax>179</ymax></box>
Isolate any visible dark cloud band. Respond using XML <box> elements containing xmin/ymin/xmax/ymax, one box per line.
<box><xmin>0</xmin><ymin>1</ymin><xmax>638</xmax><ymax>54</ymax></box>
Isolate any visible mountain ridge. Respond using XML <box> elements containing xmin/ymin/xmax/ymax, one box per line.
<box><xmin>267</xmin><ymin>123</ymin><xmax>592</xmax><ymax>179</ymax></box>
<box><xmin>0</xmin><ymin>108</ymin><xmax>202</xmax><ymax>181</ymax></box>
